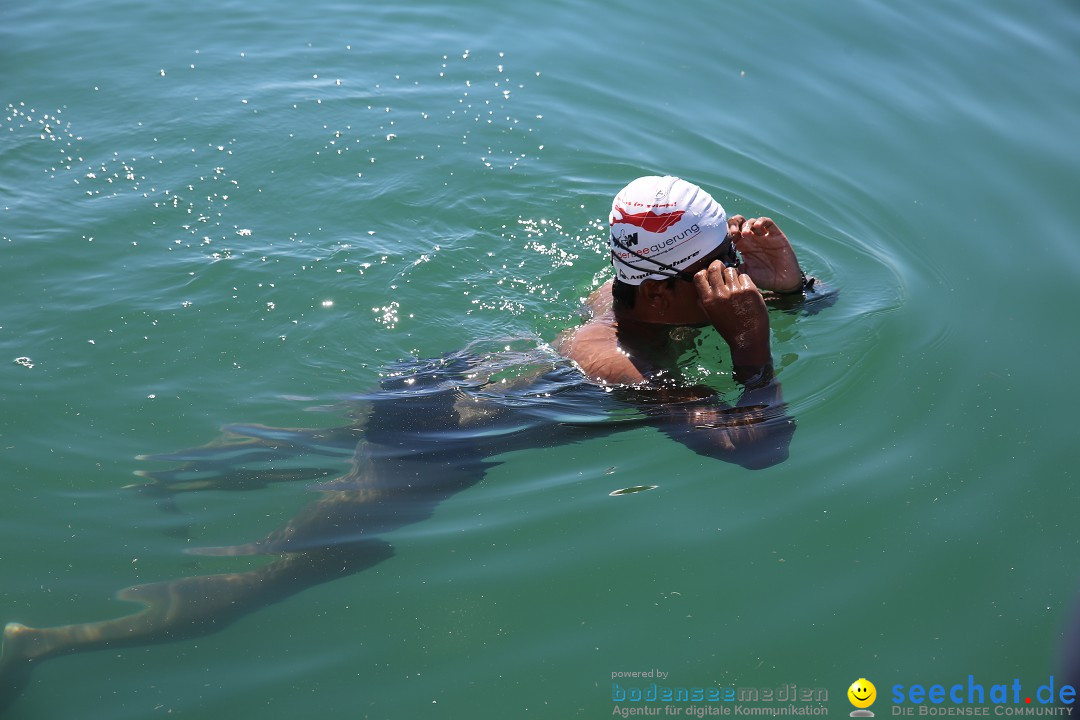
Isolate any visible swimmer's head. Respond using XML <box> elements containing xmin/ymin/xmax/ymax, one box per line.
<box><xmin>609</xmin><ymin>176</ymin><xmax>728</xmax><ymax>286</ymax></box>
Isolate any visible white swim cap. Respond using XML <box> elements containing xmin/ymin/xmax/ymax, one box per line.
<box><xmin>609</xmin><ymin>176</ymin><xmax>727</xmax><ymax>285</ymax></box>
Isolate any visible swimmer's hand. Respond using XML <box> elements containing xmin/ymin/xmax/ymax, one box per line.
<box><xmin>727</xmin><ymin>215</ymin><xmax>803</xmax><ymax>293</ymax></box>
<box><xmin>692</xmin><ymin>263</ymin><xmax>772</xmax><ymax>378</ymax></box>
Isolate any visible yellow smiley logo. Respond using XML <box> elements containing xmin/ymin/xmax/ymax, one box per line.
<box><xmin>848</xmin><ymin>678</ymin><xmax>877</xmax><ymax>709</ymax></box>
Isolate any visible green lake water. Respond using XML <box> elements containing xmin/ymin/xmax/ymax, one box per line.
<box><xmin>2</xmin><ymin>1</ymin><xmax>1079</xmax><ymax>717</ymax></box>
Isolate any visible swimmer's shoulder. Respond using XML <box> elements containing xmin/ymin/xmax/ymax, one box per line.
<box><xmin>583</xmin><ymin>280</ymin><xmax>615</xmax><ymax>316</ymax></box>
<box><xmin>555</xmin><ymin>299</ymin><xmax>651</xmax><ymax>387</ymax></box>
<box><xmin>559</xmin><ymin>327</ymin><xmax>648</xmax><ymax>386</ymax></box>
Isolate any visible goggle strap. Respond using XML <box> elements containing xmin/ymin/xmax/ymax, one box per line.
<box><xmin>609</xmin><ymin>234</ymin><xmax>690</xmax><ymax>281</ymax></box>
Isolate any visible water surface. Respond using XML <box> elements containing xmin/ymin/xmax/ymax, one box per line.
<box><xmin>2</xmin><ymin>0</ymin><xmax>1079</xmax><ymax>717</ymax></box>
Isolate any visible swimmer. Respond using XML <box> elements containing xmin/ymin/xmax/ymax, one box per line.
<box><xmin>557</xmin><ymin>175</ymin><xmax>816</xmax><ymax>465</ymax></box>
<box><xmin>1</xmin><ymin>175</ymin><xmax>822</xmax><ymax>709</ymax></box>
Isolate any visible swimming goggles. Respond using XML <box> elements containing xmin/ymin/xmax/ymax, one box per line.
<box><xmin>610</xmin><ymin>232</ymin><xmax>738</xmax><ymax>283</ymax></box>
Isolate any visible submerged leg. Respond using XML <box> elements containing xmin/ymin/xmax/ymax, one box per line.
<box><xmin>137</xmin><ymin>423</ymin><xmax>366</xmax><ymax>465</ymax></box>
<box><xmin>131</xmin><ymin>465</ymin><xmax>339</xmax><ymax>495</ymax></box>
<box><xmin>186</xmin><ymin>439</ymin><xmax>495</xmax><ymax>557</ymax></box>
<box><xmin>0</xmin><ymin>539</ymin><xmax>391</xmax><ymax>707</ymax></box>
<box><xmin>131</xmin><ymin>423</ymin><xmax>365</xmax><ymax>497</ymax></box>
<box><xmin>2</xmin><ymin>435</ymin><xmax>487</xmax><ymax>705</ymax></box>
<box><xmin>2</xmin><ymin>382</ymin><xmax>496</xmax><ymax>708</ymax></box>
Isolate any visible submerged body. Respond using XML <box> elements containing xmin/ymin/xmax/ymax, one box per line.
<box><xmin>0</xmin><ymin>344</ymin><xmax>795</xmax><ymax>706</ymax></box>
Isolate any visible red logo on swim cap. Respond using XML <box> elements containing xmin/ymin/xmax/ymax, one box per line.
<box><xmin>611</xmin><ymin>204</ymin><xmax>685</xmax><ymax>234</ymax></box>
